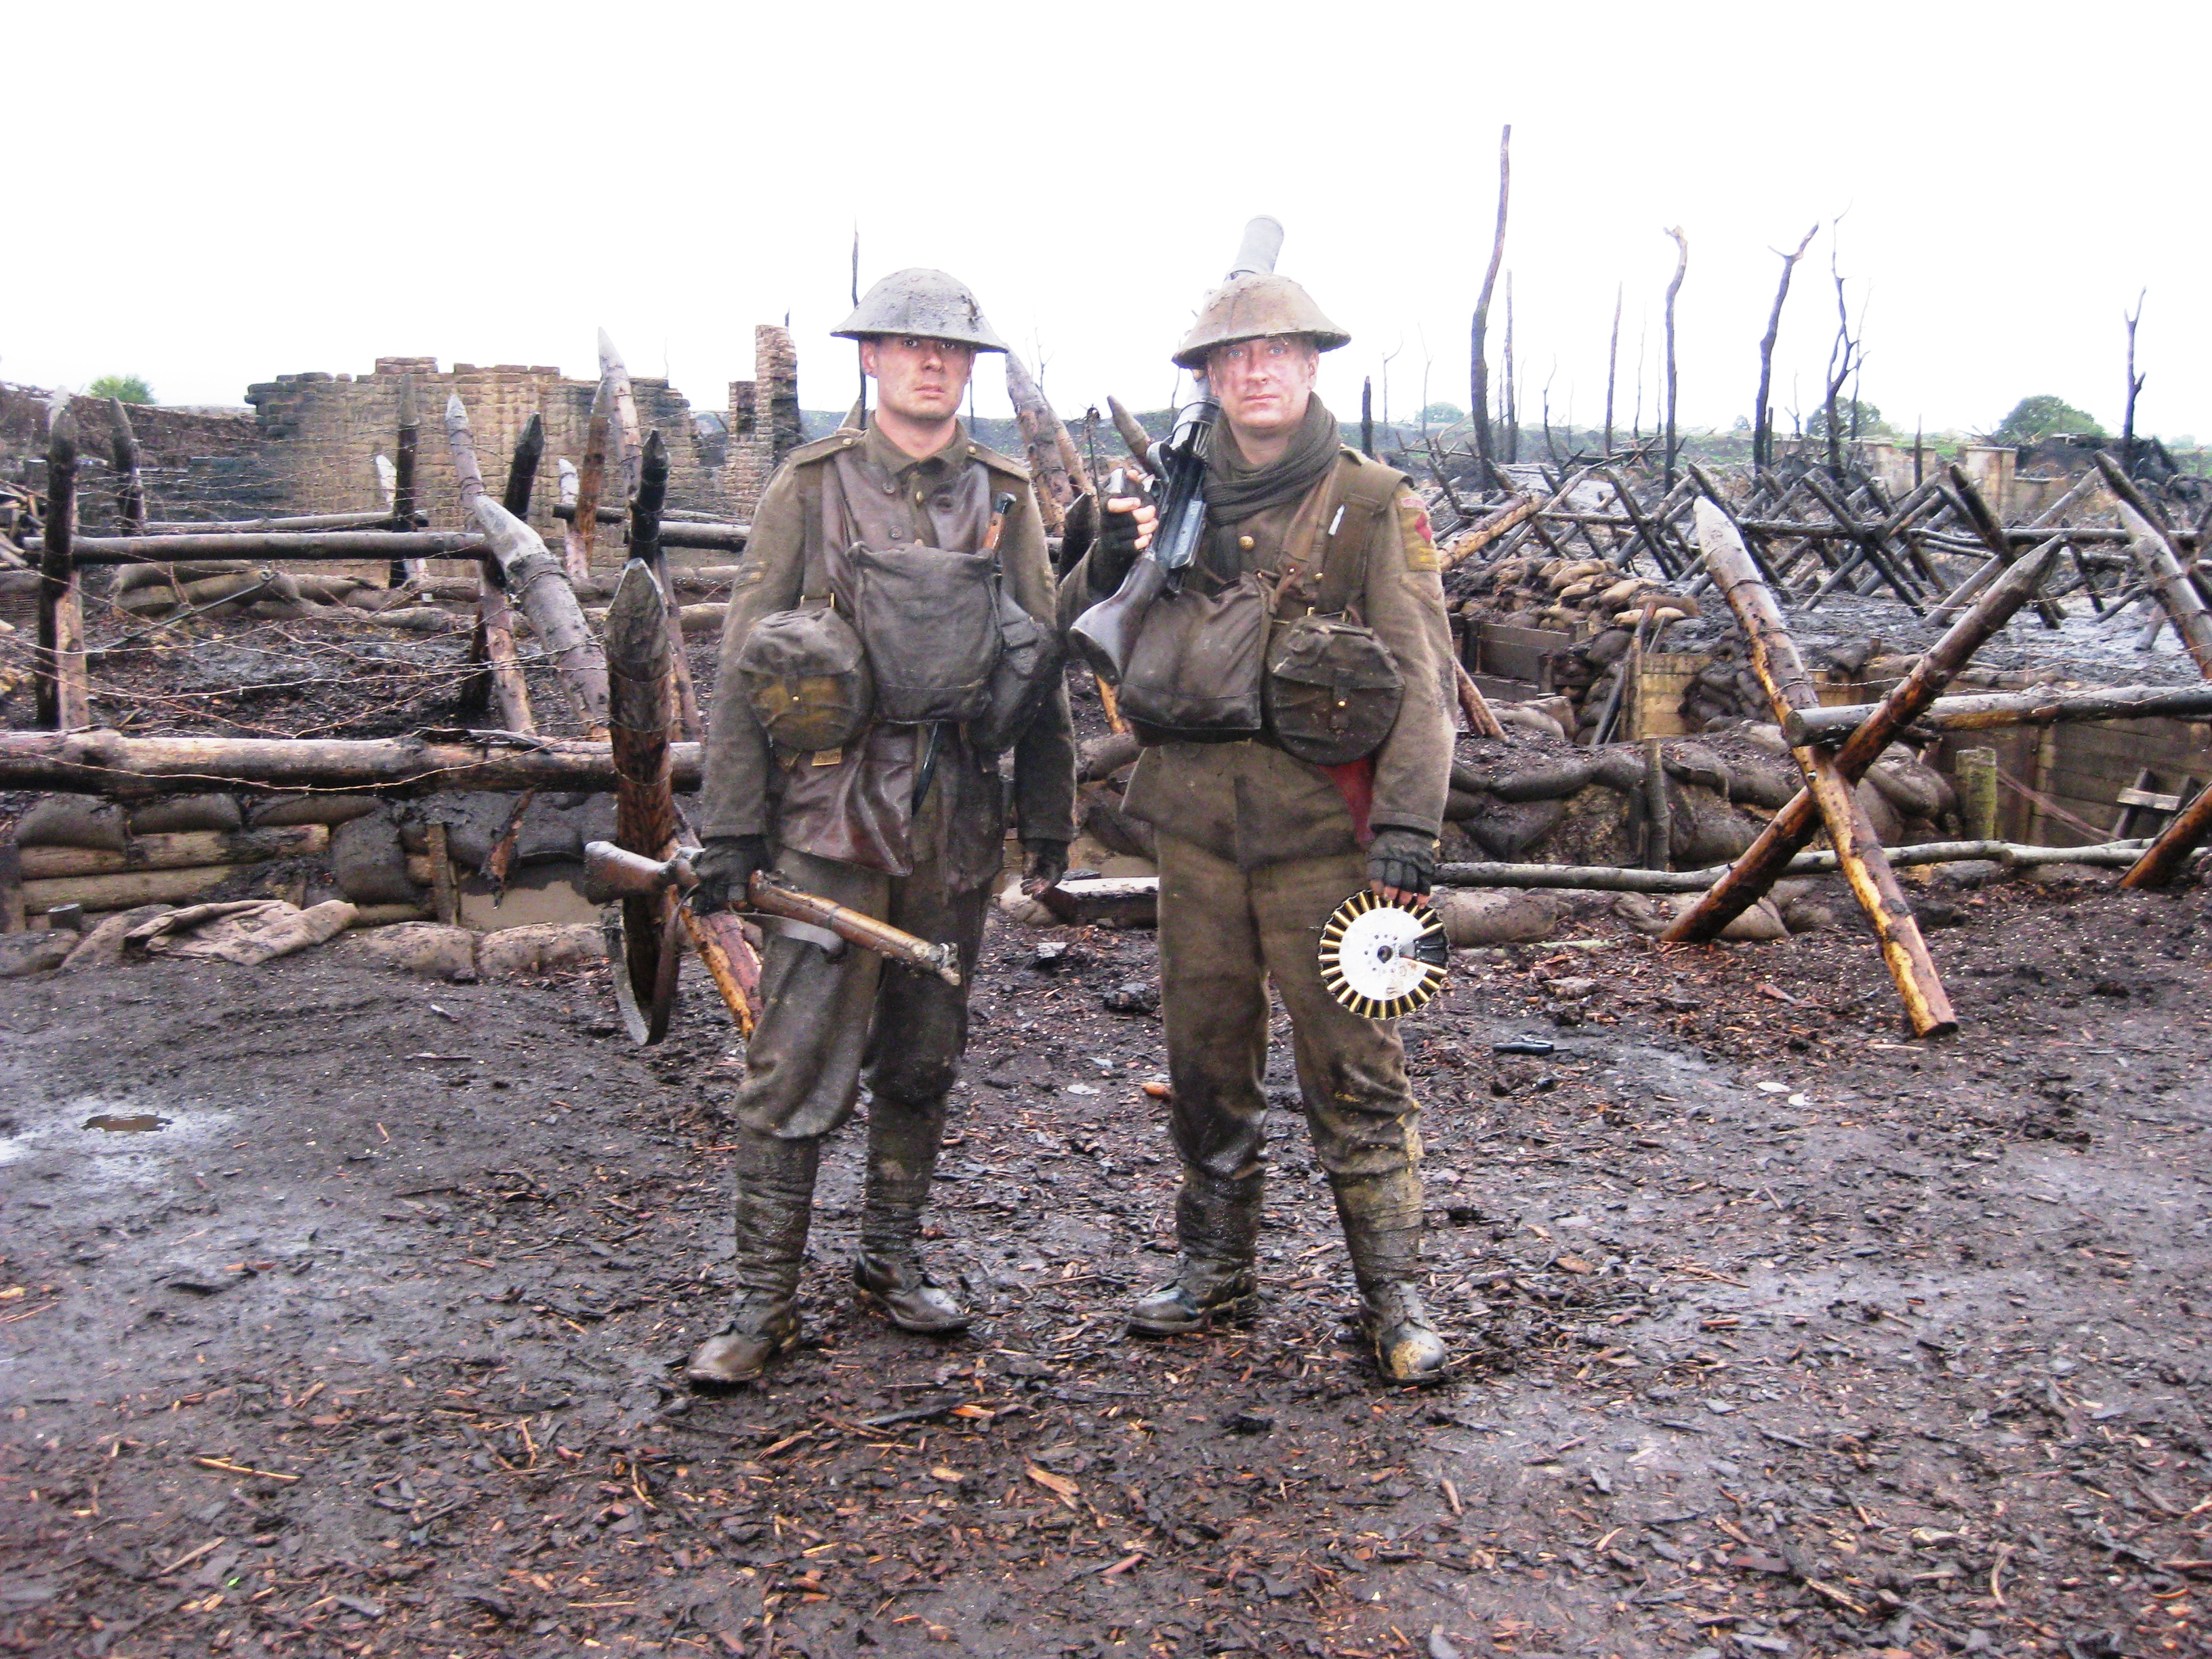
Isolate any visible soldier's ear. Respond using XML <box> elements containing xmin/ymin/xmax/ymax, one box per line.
<box><xmin>858</xmin><ymin>338</ymin><xmax>880</xmax><ymax>379</ymax></box>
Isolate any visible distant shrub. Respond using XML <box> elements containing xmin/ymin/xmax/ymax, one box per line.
<box><xmin>1990</xmin><ymin>394</ymin><xmax>2102</xmax><ymax>446</ymax></box>
<box><xmin>89</xmin><ymin>374</ymin><xmax>153</xmax><ymax>405</ymax></box>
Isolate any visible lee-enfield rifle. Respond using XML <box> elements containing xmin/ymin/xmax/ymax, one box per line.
<box><xmin>1066</xmin><ymin>215</ymin><xmax>1286</xmax><ymax>682</ymax></box>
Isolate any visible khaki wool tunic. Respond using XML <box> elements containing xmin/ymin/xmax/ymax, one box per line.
<box><xmin>1060</xmin><ymin>447</ymin><xmax>1456</xmax><ymax>867</ymax></box>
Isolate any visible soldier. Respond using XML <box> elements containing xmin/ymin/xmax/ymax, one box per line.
<box><xmin>1063</xmin><ymin>266</ymin><xmax>1457</xmax><ymax>1383</ymax></box>
<box><xmin>686</xmin><ymin>269</ymin><xmax>1076</xmax><ymax>1386</ymax></box>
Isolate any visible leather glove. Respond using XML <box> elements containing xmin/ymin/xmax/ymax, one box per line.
<box><xmin>1366</xmin><ymin>828</ymin><xmax>1437</xmax><ymax>900</ymax></box>
<box><xmin>690</xmin><ymin>834</ymin><xmax>767</xmax><ymax>914</ymax></box>
<box><xmin>1021</xmin><ymin>838</ymin><xmax>1069</xmax><ymax>897</ymax></box>
<box><xmin>1088</xmin><ymin>493</ymin><xmax>1149</xmax><ymax>597</ymax></box>
<box><xmin>1059</xmin><ymin>491</ymin><xmax>1097</xmax><ymax>574</ymax></box>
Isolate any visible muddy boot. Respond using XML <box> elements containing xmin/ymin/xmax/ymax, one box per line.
<box><xmin>853</xmin><ymin>1092</ymin><xmax>970</xmax><ymax>1334</ymax></box>
<box><xmin>1332</xmin><ymin>1168</ymin><xmax>1449</xmax><ymax>1385</ymax></box>
<box><xmin>1128</xmin><ymin>1170</ymin><xmax>1262</xmax><ymax>1336</ymax></box>
<box><xmin>686</xmin><ymin>1130</ymin><xmax>819</xmax><ymax>1389</ymax></box>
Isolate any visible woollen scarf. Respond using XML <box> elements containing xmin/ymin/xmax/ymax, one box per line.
<box><xmin>1202</xmin><ymin>396</ymin><xmax>1341</xmax><ymax>523</ymax></box>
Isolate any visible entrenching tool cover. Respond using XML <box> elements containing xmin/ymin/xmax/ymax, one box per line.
<box><xmin>1317</xmin><ymin>890</ymin><xmax>1449</xmax><ymax>1020</ymax></box>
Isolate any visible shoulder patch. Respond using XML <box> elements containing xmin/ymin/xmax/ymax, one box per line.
<box><xmin>1397</xmin><ymin>491</ymin><xmax>1439</xmax><ymax>571</ymax></box>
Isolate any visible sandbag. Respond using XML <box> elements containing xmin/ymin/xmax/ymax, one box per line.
<box><xmin>16</xmin><ymin>794</ymin><xmax>128</xmax><ymax>852</ymax></box>
<box><xmin>476</xmin><ymin>923</ymin><xmax>603</xmax><ymax>978</ymax></box>
<box><xmin>0</xmin><ymin>931</ymin><xmax>77</xmax><ymax>978</ymax></box>
<box><xmin>1432</xmin><ymin>888</ymin><xmax>1561</xmax><ymax>947</ymax></box>
<box><xmin>247</xmin><ymin>793</ymin><xmax>383</xmax><ymax>828</ymax></box>
<box><xmin>331</xmin><ymin>806</ymin><xmax>419</xmax><ymax>904</ymax></box>
<box><xmin>129</xmin><ymin>794</ymin><xmax>243</xmax><ymax>836</ymax></box>
<box><xmin>333</xmin><ymin>922</ymin><xmax>477</xmax><ymax>979</ymax></box>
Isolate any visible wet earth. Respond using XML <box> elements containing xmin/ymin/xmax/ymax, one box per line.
<box><xmin>2</xmin><ymin>867</ymin><xmax>2209</xmax><ymax>1659</ymax></box>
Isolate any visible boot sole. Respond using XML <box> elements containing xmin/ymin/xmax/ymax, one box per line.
<box><xmin>855</xmin><ymin>1284</ymin><xmax>972</xmax><ymax>1336</ymax></box>
<box><xmin>1126</xmin><ymin>1293</ymin><xmax>1259</xmax><ymax>1337</ymax></box>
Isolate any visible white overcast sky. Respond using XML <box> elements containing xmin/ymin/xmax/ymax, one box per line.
<box><xmin>12</xmin><ymin>2</ymin><xmax>2207</xmax><ymax>441</ymax></box>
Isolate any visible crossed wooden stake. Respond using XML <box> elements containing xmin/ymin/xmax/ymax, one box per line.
<box><xmin>1662</xmin><ymin>501</ymin><xmax>2077</xmax><ymax>1037</ymax></box>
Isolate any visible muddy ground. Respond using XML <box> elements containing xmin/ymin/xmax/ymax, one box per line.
<box><xmin>3</xmin><ymin>860</ymin><xmax>2209</xmax><ymax>1659</ymax></box>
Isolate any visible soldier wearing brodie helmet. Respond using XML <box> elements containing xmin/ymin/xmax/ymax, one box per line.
<box><xmin>1063</xmin><ymin>226</ymin><xmax>1458</xmax><ymax>1383</ymax></box>
<box><xmin>686</xmin><ymin>268</ymin><xmax>1076</xmax><ymax>1386</ymax></box>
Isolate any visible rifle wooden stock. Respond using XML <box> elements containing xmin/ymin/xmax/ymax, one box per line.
<box><xmin>580</xmin><ymin>841</ymin><xmax>962</xmax><ymax>987</ymax></box>
<box><xmin>1067</xmin><ymin>554</ymin><xmax>1167</xmax><ymax>683</ymax></box>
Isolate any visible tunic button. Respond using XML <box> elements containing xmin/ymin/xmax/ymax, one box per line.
<box><xmin>1237</xmin><ymin>535</ymin><xmax>1255</xmax><ymax>552</ymax></box>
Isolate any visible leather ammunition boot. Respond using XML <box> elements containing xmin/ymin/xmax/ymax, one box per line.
<box><xmin>854</xmin><ymin>1092</ymin><xmax>970</xmax><ymax>1334</ymax></box>
<box><xmin>686</xmin><ymin>1130</ymin><xmax>820</xmax><ymax>1389</ymax></box>
<box><xmin>1332</xmin><ymin>1168</ymin><xmax>1450</xmax><ymax>1385</ymax></box>
<box><xmin>1128</xmin><ymin>1170</ymin><xmax>1262</xmax><ymax>1336</ymax></box>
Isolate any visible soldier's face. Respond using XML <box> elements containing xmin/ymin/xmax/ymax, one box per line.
<box><xmin>1203</xmin><ymin>335</ymin><xmax>1319</xmax><ymax>441</ymax></box>
<box><xmin>861</xmin><ymin>335</ymin><xmax>975</xmax><ymax>422</ymax></box>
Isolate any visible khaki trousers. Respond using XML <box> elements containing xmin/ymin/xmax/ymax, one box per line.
<box><xmin>728</xmin><ymin>838</ymin><xmax>989</xmax><ymax>1145</ymax></box>
<box><xmin>1155</xmin><ymin>832</ymin><xmax>1424</xmax><ymax>1189</ymax></box>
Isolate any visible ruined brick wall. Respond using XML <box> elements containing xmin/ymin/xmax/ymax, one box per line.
<box><xmin>244</xmin><ymin>360</ymin><xmax>733</xmax><ymax>535</ymax></box>
<box><xmin>721</xmin><ymin>325</ymin><xmax>803</xmax><ymax>516</ymax></box>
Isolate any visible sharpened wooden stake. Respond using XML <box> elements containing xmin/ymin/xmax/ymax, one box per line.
<box><xmin>1666</xmin><ymin>500</ymin><xmax>1959</xmax><ymax>1038</ymax></box>
<box><xmin>1006</xmin><ymin>351</ymin><xmax>1076</xmax><ymax>536</ymax></box>
<box><xmin>605</xmin><ymin>557</ymin><xmax>680</xmax><ymax>1031</ymax></box>
<box><xmin>630</xmin><ymin>430</ymin><xmax>699</xmax><ymax>740</ymax></box>
<box><xmin>569</xmin><ymin>378</ymin><xmax>613</xmax><ymax>583</ymax></box>
<box><xmin>444</xmin><ymin>394</ymin><xmax>535</xmax><ymax>735</ymax></box>
<box><xmin>108</xmin><ymin>399</ymin><xmax>145</xmax><ymax>533</ymax></box>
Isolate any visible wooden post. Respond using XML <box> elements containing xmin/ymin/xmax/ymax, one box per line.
<box><xmin>1005</xmin><ymin>351</ymin><xmax>1074</xmax><ymax>536</ymax></box>
<box><xmin>108</xmin><ymin>398</ymin><xmax>146</xmax><ymax>533</ymax></box>
<box><xmin>468</xmin><ymin>498</ymin><xmax>611</xmax><ymax>735</ymax></box>
<box><xmin>390</xmin><ymin>375</ymin><xmax>422</xmax><ymax>586</ymax></box>
<box><xmin>426</xmin><ymin>821</ymin><xmax>460</xmax><ymax>925</ymax></box>
<box><xmin>1671</xmin><ymin>531</ymin><xmax>2064</xmax><ymax>944</ymax></box>
<box><xmin>35</xmin><ymin>414</ymin><xmax>90</xmax><ymax>732</ymax></box>
<box><xmin>1664</xmin><ymin>501</ymin><xmax>1963</xmax><ymax>1038</ymax></box>
<box><xmin>1361</xmin><ymin>377</ymin><xmax>1375</xmax><ymax>459</ymax></box>
<box><xmin>444</xmin><ymin>394</ymin><xmax>536</xmax><ymax>735</ymax></box>
<box><xmin>1955</xmin><ymin>747</ymin><xmax>1999</xmax><ymax>840</ymax></box>
<box><xmin>568</xmin><ymin>378</ymin><xmax>613</xmax><ymax>584</ymax></box>
<box><xmin>631</xmin><ymin>430</ymin><xmax>700</xmax><ymax>741</ymax></box>
<box><xmin>0</xmin><ymin>842</ymin><xmax>24</xmax><ymax>933</ymax></box>
<box><xmin>2095</xmin><ymin>451</ymin><xmax>2212</xmax><ymax>676</ymax></box>
<box><xmin>1643</xmin><ymin>736</ymin><xmax>1671</xmax><ymax>871</ymax></box>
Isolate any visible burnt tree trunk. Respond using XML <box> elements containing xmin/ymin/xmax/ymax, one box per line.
<box><xmin>35</xmin><ymin>414</ymin><xmax>89</xmax><ymax>731</ymax></box>
<box><xmin>1469</xmin><ymin>124</ymin><xmax>1510</xmax><ymax>466</ymax></box>
<box><xmin>1753</xmin><ymin>226</ymin><xmax>1816</xmax><ymax>473</ymax></box>
<box><xmin>1662</xmin><ymin>228</ymin><xmax>1687</xmax><ymax>488</ymax></box>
